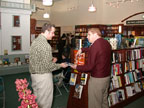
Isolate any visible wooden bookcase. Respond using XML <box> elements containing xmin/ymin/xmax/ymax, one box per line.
<box><xmin>75</xmin><ymin>24</ymin><xmax>144</xmax><ymax>38</ymax></box>
<box><xmin>67</xmin><ymin>48</ymin><xmax>144</xmax><ymax>108</ymax></box>
<box><xmin>123</xmin><ymin>25</ymin><xmax>144</xmax><ymax>36</ymax></box>
<box><xmin>30</xmin><ymin>19</ymin><xmax>36</xmax><ymax>34</ymax></box>
<box><xmin>75</xmin><ymin>24</ymin><xmax>120</xmax><ymax>38</ymax></box>
<box><xmin>109</xmin><ymin>47</ymin><xmax>144</xmax><ymax>108</ymax></box>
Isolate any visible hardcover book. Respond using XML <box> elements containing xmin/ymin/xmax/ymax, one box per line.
<box><xmin>80</xmin><ymin>73</ymin><xmax>88</xmax><ymax>85</ymax></box>
<box><xmin>69</xmin><ymin>73</ymin><xmax>77</xmax><ymax>85</ymax></box>
<box><xmin>73</xmin><ymin>84</ymin><xmax>83</xmax><ymax>99</ymax></box>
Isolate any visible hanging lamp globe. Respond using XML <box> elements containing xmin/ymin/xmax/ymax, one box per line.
<box><xmin>88</xmin><ymin>4</ymin><xmax>96</xmax><ymax>12</ymax></box>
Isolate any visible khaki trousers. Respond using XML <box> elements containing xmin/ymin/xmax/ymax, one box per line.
<box><xmin>88</xmin><ymin>76</ymin><xmax>110</xmax><ymax>108</ymax></box>
<box><xmin>31</xmin><ymin>73</ymin><xmax>53</xmax><ymax>108</ymax></box>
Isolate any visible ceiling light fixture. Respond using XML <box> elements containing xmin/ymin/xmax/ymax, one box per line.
<box><xmin>43</xmin><ymin>0</ymin><xmax>53</xmax><ymax>6</ymax></box>
<box><xmin>142</xmin><ymin>15</ymin><xmax>144</xmax><ymax>19</ymax></box>
<box><xmin>88</xmin><ymin>0</ymin><xmax>96</xmax><ymax>12</ymax></box>
<box><xmin>43</xmin><ymin>13</ymin><xmax>50</xmax><ymax>18</ymax></box>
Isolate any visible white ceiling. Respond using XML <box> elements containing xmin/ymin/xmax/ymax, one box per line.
<box><xmin>34</xmin><ymin>0</ymin><xmax>62</xmax><ymax>2</ymax></box>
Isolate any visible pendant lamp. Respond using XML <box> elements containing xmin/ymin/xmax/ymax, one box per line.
<box><xmin>43</xmin><ymin>13</ymin><xmax>50</xmax><ymax>18</ymax></box>
<box><xmin>88</xmin><ymin>0</ymin><xmax>96</xmax><ymax>12</ymax></box>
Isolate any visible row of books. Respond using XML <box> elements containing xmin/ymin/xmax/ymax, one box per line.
<box><xmin>126</xmin><ymin>49</ymin><xmax>143</xmax><ymax>61</ymax></box>
<box><xmin>108</xmin><ymin>81</ymin><xmax>144</xmax><ymax>106</ymax></box>
<box><xmin>110</xmin><ymin>76</ymin><xmax>122</xmax><ymax>91</ymax></box>
<box><xmin>108</xmin><ymin>89</ymin><xmax>125</xmax><ymax>106</ymax></box>
<box><xmin>110</xmin><ymin>69</ymin><xmax>144</xmax><ymax>90</ymax></box>
<box><xmin>125</xmin><ymin>69</ymin><xmax>144</xmax><ymax>85</ymax></box>
<box><xmin>124</xmin><ymin>59</ymin><xmax>143</xmax><ymax>72</ymax></box>
<box><xmin>112</xmin><ymin>48</ymin><xmax>144</xmax><ymax>63</ymax></box>
<box><xmin>111</xmin><ymin>63</ymin><xmax>122</xmax><ymax>76</ymax></box>
<box><xmin>126</xmin><ymin>82</ymin><xmax>143</xmax><ymax>97</ymax></box>
<box><xmin>125</xmin><ymin>60</ymin><xmax>135</xmax><ymax>72</ymax></box>
<box><xmin>112</xmin><ymin>52</ymin><xmax>123</xmax><ymax>63</ymax></box>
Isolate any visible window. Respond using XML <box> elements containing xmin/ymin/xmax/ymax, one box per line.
<box><xmin>13</xmin><ymin>15</ymin><xmax>20</xmax><ymax>27</ymax></box>
<box><xmin>12</xmin><ymin>36</ymin><xmax>21</xmax><ymax>51</ymax></box>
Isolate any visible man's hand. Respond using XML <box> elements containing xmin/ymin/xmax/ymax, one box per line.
<box><xmin>60</xmin><ymin>63</ymin><xmax>68</xmax><ymax>68</ymax></box>
<box><xmin>70</xmin><ymin>64</ymin><xmax>77</xmax><ymax>69</ymax></box>
<box><xmin>76</xmin><ymin>49</ymin><xmax>82</xmax><ymax>57</ymax></box>
<box><xmin>52</xmin><ymin>57</ymin><xmax>57</xmax><ymax>63</ymax></box>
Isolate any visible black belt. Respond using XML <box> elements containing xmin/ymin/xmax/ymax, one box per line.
<box><xmin>31</xmin><ymin>73</ymin><xmax>37</xmax><ymax>74</ymax></box>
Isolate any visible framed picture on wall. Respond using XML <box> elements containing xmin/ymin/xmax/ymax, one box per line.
<box><xmin>12</xmin><ymin>36</ymin><xmax>22</xmax><ymax>51</ymax></box>
<box><xmin>13</xmin><ymin>15</ymin><xmax>20</xmax><ymax>27</ymax></box>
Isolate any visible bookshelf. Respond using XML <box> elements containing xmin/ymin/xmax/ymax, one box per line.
<box><xmin>109</xmin><ymin>47</ymin><xmax>144</xmax><ymax>108</ymax></box>
<box><xmin>48</xmin><ymin>27</ymin><xmax>61</xmax><ymax>50</ymax></box>
<box><xmin>75</xmin><ymin>24</ymin><xmax>144</xmax><ymax>38</ymax></box>
<box><xmin>75</xmin><ymin>24</ymin><xmax>120</xmax><ymax>38</ymax></box>
<box><xmin>123</xmin><ymin>25</ymin><xmax>144</xmax><ymax>36</ymax></box>
<box><xmin>30</xmin><ymin>19</ymin><xmax>36</xmax><ymax>34</ymax></box>
<box><xmin>67</xmin><ymin>47</ymin><xmax>144</xmax><ymax>108</ymax></box>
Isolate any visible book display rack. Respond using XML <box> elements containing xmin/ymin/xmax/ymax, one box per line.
<box><xmin>67</xmin><ymin>49</ymin><xmax>89</xmax><ymax>108</ymax></box>
<box><xmin>67</xmin><ymin>47</ymin><xmax>144</xmax><ymax>108</ymax></box>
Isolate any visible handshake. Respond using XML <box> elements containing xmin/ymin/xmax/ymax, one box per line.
<box><xmin>60</xmin><ymin>62</ymin><xmax>76</xmax><ymax>69</ymax></box>
<box><xmin>67</xmin><ymin>62</ymin><xmax>77</xmax><ymax>69</ymax></box>
<box><xmin>66</xmin><ymin>62</ymin><xmax>75</xmax><ymax>67</ymax></box>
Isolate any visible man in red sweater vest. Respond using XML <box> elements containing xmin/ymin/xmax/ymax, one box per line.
<box><xmin>71</xmin><ymin>28</ymin><xmax>112</xmax><ymax>108</ymax></box>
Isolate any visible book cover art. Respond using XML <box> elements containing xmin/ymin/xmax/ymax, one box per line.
<box><xmin>14</xmin><ymin>57</ymin><xmax>20</xmax><ymax>63</ymax></box>
<box><xmin>80</xmin><ymin>73</ymin><xmax>88</xmax><ymax>85</ymax></box>
<box><xmin>69</xmin><ymin>73</ymin><xmax>77</xmax><ymax>85</ymax></box>
<box><xmin>73</xmin><ymin>50</ymin><xmax>85</xmax><ymax>65</ymax></box>
<box><xmin>25</xmin><ymin>55</ymin><xmax>29</xmax><ymax>64</ymax></box>
<box><xmin>3</xmin><ymin>58</ymin><xmax>10</xmax><ymax>65</ymax></box>
<box><xmin>73</xmin><ymin>84</ymin><xmax>83</xmax><ymax>99</ymax></box>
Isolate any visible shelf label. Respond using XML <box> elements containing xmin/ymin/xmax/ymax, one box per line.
<box><xmin>126</xmin><ymin>20</ymin><xmax>144</xmax><ymax>24</ymax></box>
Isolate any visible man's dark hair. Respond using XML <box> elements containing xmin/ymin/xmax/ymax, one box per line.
<box><xmin>41</xmin><ymin>23</ymin><xmax>55</xmax><ymax>33</ymax></box>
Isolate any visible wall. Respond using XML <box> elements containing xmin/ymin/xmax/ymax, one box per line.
<box><xmin>2</xmin><ymin>0</ymin><xmax>30</xmax><ymax>4</ymax></box>
<box><xmin>103</xmin><ymin>1</ymin><xmax>144</xmax><ymax>24</ymax></box>
<box><xmin>0</xmin><ymin>8</ymin><xmax>31</xmax><ymax>55</ymax></box>
<box><xmin>2</xmin><ymin>0</ymin><xmax>24</xmax><ymax>3</ymax></box>
<box><xmin>0</xmin><ymin>29</ymin><xmax>2</xmax><ymax>55</ymax></box>
<box><xmin>61</xmin><ymin>26</ymin><xmax>75</xmax><ymax>36</ymax></box>
<box><xmin>35</xmin><ymin>20</ymin><xmax>50</xmax><ymax>27</ymax></box>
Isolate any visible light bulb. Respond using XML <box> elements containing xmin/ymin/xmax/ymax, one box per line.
<box><xmin>43</xmin><ymin>13</ymin><xmax>50</xmax><ymax>18</ymax></box>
